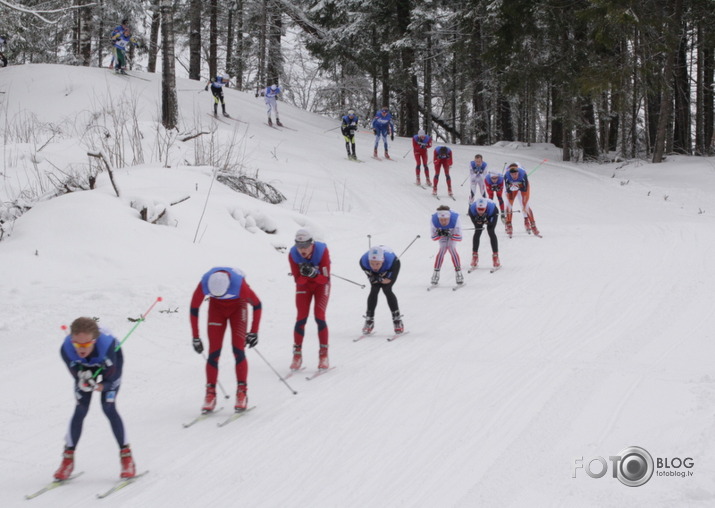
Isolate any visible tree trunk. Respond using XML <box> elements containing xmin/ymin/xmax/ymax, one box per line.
<box><xmin>188</xmin><ymin>0</ymin><xmax>202</xmax><ymax>80</ymax></box>
<box><xmin>579</xmin><ymin>97</ymin><xmax>599</xmax><ymax>160</ymax></box>
<box><xmin>673</xmin><ymin>29</ymin><xmax>691</xmax><ymax>154</ymax></box>
<box><xmin>424</xmin><ymin>31</ymin><xmax>432</xmax><ymax>135</ymax></box>
<box><xmin>161</xmin><ymin>0</ymin><xmax>178</xmax><ymax>130</ymax></box>
<box><xmin>233</xmin><ymin>0</ymin><xmax>245</xmax><ymax>90</ymax></box>
<box><xmin>266</xmin><ymin>10</ymin><xmax>282</xmax><ymax>85</ymax></box>
<box><xmin>148</xmin><ymin>9</ymin><xmax>161</xmax><ymax>73</ymax></box>
<box><xmin>209</xmin><ymin>0</ymin><xmax>218</xmax><ymax>79</ymax></box>
<box><xmin>79</xmin><ymin>3</ymin><xmax>91</xmax><ymax>66</ymax></box>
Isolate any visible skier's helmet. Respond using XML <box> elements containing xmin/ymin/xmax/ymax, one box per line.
<box><xmin>368</xmin><ymin>246</ymin><xmax>385</xmax><ymax>262</ymax></box>
<box><xmin>207</xmin><ymin>271</ymin><xmax>231</xmax><ymax>297</ymax></box>
<box><xmin>295</xmin><ymin>228</ymin><xmax>313</xmax><ymax>248</ymax></box>
<box><xmin>476</xmin><ymin>198</ymin><xmax>488</xmax><ymax>213</ymax></box>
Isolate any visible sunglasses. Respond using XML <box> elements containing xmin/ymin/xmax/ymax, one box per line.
<box><xmin>72</xmin><ymin>339</ymin><xmax>96</xmax><ymax>349</ymax></box>
<box><xmin>509</xmin><ymin>168</ymin><xmax>518</xmax><ymax>173</ymax></box>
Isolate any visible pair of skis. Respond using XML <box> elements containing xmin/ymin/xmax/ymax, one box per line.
<box><xmin>467</xmin><ymin>265</ymin><xmax>502</xmax><ymax>274</ymax></box>
<box><xmin>433</xmin><ymin>193</ymin><xmax>456</xmax><ymax>201</ymax></box>
<box><xmin>427</xmin><ymin>283</ymin><xmax>465</xmax><ymax>292</ymax></box>
<box><xmin>353</xmin><ymin>331</ymin><xmax>410</xmax><ymax>342</ymax></box>
<box><xmin>284</xmin><ymin>365</ymin><xmax>335</xmax><ymax>381</ymax></box>
<box><xmin>25</xmin><ymin>471</ymin><xmax>149</xmax><ymax>500</ymax></box>
<box><xmin>182</xmin><ymin>406</ymin><xmax>255</xmax><ymax>428</ymax></box>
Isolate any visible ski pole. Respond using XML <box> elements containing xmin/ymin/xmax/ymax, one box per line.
<box><xmin>367</xmin><ymin>234</ymin><xmax>372</xmax><ymax>249</ymax></box>
<box><xmin>460</xmin><ymin>174</ymin><xmax>469</xmax><ymax>186</ymax></box>
<box><xmin>202</xmin><ymin>353</ymin><xmax>230</xmax><ymax>399</ymax></box>
<box><xmin>397</xmin><ymin>235</ymin><xmax>420</xmax><ymax>258</ymax></box>
<box><xmin>402</xmin><ymin>147</ymin><xmax>411</xmax><ymax>158</ymax></box>
<box><xmin>528</xmin><ymin>159</ymin><xmax>548</xmax><ymax>176</ymax></box>
<box><xmin>323</xmin><ymin>125</ymin><xmax>341</xmax><ymax>133</ymax></box>
<box><xmin>252</xmin><ymin>347</ymin><xmax>297</xmax><ymax>395</ymax></box>
<box><xmin>332</xmin><ymin>273</ymin><xmax>366</xmax><ymax>288</ymax></box>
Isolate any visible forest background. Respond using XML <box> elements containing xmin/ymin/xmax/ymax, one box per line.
<box><xmin>0</xmin><ymin>0</ymin><xmax>713</xmax><ymax>164</ymax></box>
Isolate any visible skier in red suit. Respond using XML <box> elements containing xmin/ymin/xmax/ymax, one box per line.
<box><xmin>190</xmin><ymin>267</ymin><xmax>262</xmax><ymax>413</ymax></box>
<box><xmin>432</xmin><ymin>145</ymin><xmax>454</xmax><ymax>197</ymax></box>
<box><xmin>288</xmin><ymin>228</ymin><xmax>331</xmax><ymax>371</ymax></box>
<box><xmin>412</xmin><ymin>129</ymin><xmax>432</xmax><ymax>185</ymax></box>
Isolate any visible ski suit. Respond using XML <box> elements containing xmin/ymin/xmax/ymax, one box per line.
<box><xmin>289</xmin><ymin>243</ymin><xmax>331</xmax><ymax>349</ymax></box>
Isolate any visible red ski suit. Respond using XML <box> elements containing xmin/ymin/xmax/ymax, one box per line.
<box><xmin>289</xmin><ymin>243</ymin><xmax>331</xmax><ymax>348</ymax></box>
<box><xmin>433</xmin><ymin>146</ymin><xmax>453</xmax><ymax>193</ymax></box>
<box><xmin>190</xmin><ymin>270</ymin><xmax>262</xmax><ymax>386</ymax></box>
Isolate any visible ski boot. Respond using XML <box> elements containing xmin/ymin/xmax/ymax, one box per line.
<box><xmin>431</xmin><ymin>269</ymin><xmax>440</xmax><ymax>285</ymax></box>
<box><xmin>53</xmin><ymin>448</ymin><xmax>75</xmax><ymax>481</ymax></box>
<box><xmin>505</xmin><ymin>221</ymin><xmax>513</xmax><ymax>238</ymax></box>
<box><xmin>492</xmin><ymin>253</ymin><xmax>501</xmax><ymax>268</ymax></box>
<box><xmin>318</xmin><ymin>345</ymin><xmax>329</xmax><ymax>370</ymax></box>
<box><xmin>276</xmin><ymin>118</ymin><xmax>283</xmax><ymax>127</ymax></box>
<box><xmin>531</xmin><ymin>222</ymin><xmax>540</xmax><ymax>236</ymax></box>
<box><xmin>290</xmin><ymin>345</ymin><xmax>302</xmax><ymax>371</ymax></box>
<box><xmin>362</xmin><ymin>316</ymin><xmax>375</xmax><ymax>335</ymax></box>
<box><xmin>223</xmin><ymin>111</ymin><xmax>230</xmax><ymax>118</ymax></box>
<box><xmin>119</xmin><ymin>446</ymin><xmax>136</xmax><ymax>479</ymax></box>
<box><xmin>201</xmin><ymin>383</ymin><xmax>217</xmax><ymax>413</ymax></box>
<box><xmin>455</xmin><ymin>269</ymin><xmax>464</xmax><ymax>285</ymax></box>
<box><xmin>268</xmin><ymin>117</ymin><xmax>273</xmax><ymax>126</ymax></box>
<box><xmin>235</xmin><ymin>383</ymin><xmax>248</xmax><ymax>411</ymax></box>
<box><xmin>392</xmin><ymin>310</ymin><xmax>404</xmax><ymax>334</ymax></box>
<box><xmin>384</xmin><ymin>151</ymin><xmax>391</xmax><ymax>159</ymax></box>
<box><xmin>373</xmin><ymin>148</ymin><xmax>378</xmax><ymax>158</ymax></box>
<box><xmin>470</xmin><ymin>252</ymin><xmax>479</xmax><ymax>269</ymax></box>
<box><xmin>524</xmin><ymin>217</ymin><xmax>532</xmax><ymax>234</ymax></box>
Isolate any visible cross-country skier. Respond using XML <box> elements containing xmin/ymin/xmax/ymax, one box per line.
<box><xmin>504</xmin><ymin>162</ymin><xmax>540</xmax><ymax>237</ymax></box>
<box><xmin>372</xmin><ymin>106</ymin><xmax>395</xmax><ymax>159</ymax></box>
<box><xmin>54</xmin><ymin>317</ymin><xmax>137</xmax><ymax>481</ymax></box>
<box><xmin>412</xmin><ymin>129</ymin><xmax>432</xmax><ymax>185</ymax></box>
<box><xmin>263</xmin><ymin>84</ymin><xmax>282</xmax><ymax>126</ymax></box>
<box><xmin>433</xmin><ymin>145</ymin><xmax>454</xmax><ymax>197</ymax></box>
<box><xmin>359</xmin><ymin>245</ymin><xmax>403</xmax><ymax>334</ymax></box>
<box><xmin>110</xmin><ymin>19</ymin><xmax>137</xmax><ymax>75</ymax></box>
<box><xmin>205</xmin><ymin>74</ymin><xmax>231</xmax><ymax>118</ymax></box>
<box><xmin>430</xmin><ymin>205</ymin><xmax>464</xmax><ymax>286</ymax></box>
<box><xmin>190</xmin><ymin>267</ymin><xmax>262</xmax><ymax>413</ymax></box>
<box><xmin>288</xmin><ymin>228</ymin><xmax>331</xmax><ymax>370</ymax></box>
<box><xmin>467</xmin><ymin>197</ymin><xmax>501</xmax><ymax>270</ymax></box>
<box><xmin>469</xmin><ymin>154</ymin><xmax>488</xmax><ymax>203</ymax></box>
<box><xmin>484</xmin><ymin>171</ymin><xmax>506</xmax><ymax>217</ymax></box>
<box><xmin>341</xmin><ymin>109</ymin><xmax>359</xmax><ymax>160</ymax></box>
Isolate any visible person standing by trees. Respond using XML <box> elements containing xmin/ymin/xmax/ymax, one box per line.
<box><xmin>504</xmin><ymin>162</ymin><xmax>540</xmax><ymax>237</ymax></box>
<box><xmin>429</xmin><ymin>205</ymin><xmax>464</xmax><ymax>286</ymax></box>
<box><xmin>110</xmin><ymin>19</ymin><xmax>137</xmax><ymax>75</ymax></box>
<box><xmin>288</xmin><ymin>228</ymin><xmax>331</xmax><ymax>370</ymax></box>
<box><xmin>372</xmin><ymin>106</ymin><xmax>395</xmax><ymax>159</ymax></box>
<box><xmin>468</xmin><ymin>154</ymin><xmax>488</xmax><ymax>203</ymax></box>
<box><xmin>189</xmin><ymin>267</ymin><xmax>262</xmax><ymax>413</ymax></box>
<box><xmin>432</xmin><ymin>145</ymin><xmax>454</xmax><ymax>197</ymax></box>
<box><xmin>359</xmin><ymin>245</ymin><xmax>403</xmax><ymax>335</ymax></box>
<box><xmin>467</xmin><ymin>197</ymin><xmax>501</xmax><ymax>271</ymax></box>
<box><xmin>53</xmin><ymin>317</ymin><xmax>137</xmax><ymax>481</ymax></box>
<box><xmin>205</xmin><ymin>74</ymin><xmax>231</xmax><ymax>118</ymax></box>
<box><xmin>341</xmin><ymin>109</ymin><xmax>359</xmax><ymax>160</ymax></box>
<box><xmin>412</xmin><ymin>129</ymin><xmax>432</xmax><ymax>185</ymax></box>
<box><xmin>262</xmin><ymin>84</ymin><xmax>283</xmax><ymax>126</ymax></box>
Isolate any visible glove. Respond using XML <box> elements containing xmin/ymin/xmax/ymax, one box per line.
<box><xmin>192</xmin><ymin>337</ymin><xmax>204</xmax><ymax>354</ymax></box>
<box><xmin>205</xmin><ymin>86</ymin><xmax>208</xmax><ymax>91</ymax></box>
<box><xmin>391</xmin><ymin>132</ymin><xmax>394</xmax><ymax>141</ymax></box>
<box><xmin>369</xmin><ymin>275</ymin><xmax>382</xmax><ymax>285</ymax></box>
<box><xmin>77</xmin><ymin>371</ymin><xmax>97</xmax><ymax>392</ymax></box>
<box><xmin>438</xmin><ymin>229</ymin><xmax>450</xmax><ymax>237</ymax></box>
<box><xmin>246</xmin><ymin>333</ymin><xmax>258</xmax><ymax>348</ymax></box>
<box><xmin>373</xmin><ymin>129</ymin><xmax>377</xmax><ymax>135</ymax></box>
<box><xmin>299</xmin><ymin>263</ymin><xmax>319</xmax><ymax>278</ymax></box>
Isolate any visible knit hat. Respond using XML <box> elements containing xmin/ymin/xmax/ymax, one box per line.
<box><xmin>475</xmin><ymin>198</ymin><xmax>488</xmax><ymax>212</ymax></box>
<box><xmin>207</xmin><ymin>271</ymin><xmax>230</xmax><ymax>297</ymax></box>
<box><xmin>295</xmin><ymin>228</ymin><xmax>313</xmax><ymax>247</ymax></box>
<box><xmin>271</xmin><ymin>84</ymin><xmax>277</xmax><ymax>90</ymax></box>
<box><xmin>368</xmin><ymin>246</ymin><xmax>385</xmax><ymax>262</ymax></box>
<box><xmin>418</xmin><ymin>129</ymin><xmax>425</xmax><ymax>137</ymax></box>
<box><xmin>437</xmin><ymin>210</ymin><xmax>451</xmax><ymax>220</ymax></box>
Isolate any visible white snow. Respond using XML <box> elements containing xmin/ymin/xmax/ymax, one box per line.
<box><xmin>1</xmin><ymin>64</ymin><xmax>714</xmax><ymax>507</ymax></box>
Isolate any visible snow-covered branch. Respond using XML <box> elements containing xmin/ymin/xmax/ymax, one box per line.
<box><xmin>0</xmin><ymin>0</ymin><xmax>97</xmax><ymax>24</ymax></box>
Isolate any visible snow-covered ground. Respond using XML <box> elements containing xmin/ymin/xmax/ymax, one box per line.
<box><xmin>1</xmin><ymin>64</ymin><xmax>714</xmax><ymax>507</ymax></box>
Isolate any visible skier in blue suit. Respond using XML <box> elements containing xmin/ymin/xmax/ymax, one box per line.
<box><xmin>371</xmin><ymin>107</ymin><xmax>395</xmax><ymax>159</ymax></box>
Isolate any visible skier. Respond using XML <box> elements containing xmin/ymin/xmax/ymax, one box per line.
<box><xmin>372</xmin><ymin>107</ymin><xmax>395</xmax><ymax>159</ymax></box>
<box><xmin>190</xmin><ymin>267</ymin><xmax>262</xmax><ymax>413</ymax></box>
<box><xmin>263</xmin><ymin>84</ymin><xmax>282</xmax><ymax>126</ymax></box>
<box><xmin>54</xmin><ymin>317</ymin><xmax>137</xmax><ymax>481</ymax></box>
<box><xmin>341</xmin><ymin>109</ymin><xmax>359</xmax><ymax>160</ymax></box>
<box><xmin>430</xmin><ymin>205</ymin><xmax>464</xmax><ymax>286</ymax></box>
<box><xmin>288</xmin><ymin>228</ymin><xmax>331</xmax><ymax>370</ymax></box>
<box><xmin>485</xmin><ymin>171</ymin><xmax>506</xmax><ymax>218</ymax></box>
<box><xmin>110</xmin><ymin>19</ymin><xmax>137</xmax><ymax>75</ymax></box>
<box><xmin>504</xmin><ymin>162</ymin><xmax>540</xmax><ymax>237</ymax></box>
<box><xmin>359</xmin><ymin>245</ymin><xmax>403</xmax><ymax>334</ymax></box>
<box><xmin>432</xmin><ymin>145</ymin><xmax>454</xmax><ymax>197</ymax></box>
<box><xmin>205</xmin><ymin>74</ymin><xmax>231</xmax><ymax>118</ymax></box>
<box><xmin>468</xmin><ymin>154</ymin><xmax>488</xmax><ymax>203</ymax></box>
<box><xmin>412</xmin><ymin>129</ymin><xmax>432</xmax><ymax>185</ymax></box>
<box><xmin>467</xmin><ymin>197</ymin><xmax>501</xmax><ymax>270</ymax></box>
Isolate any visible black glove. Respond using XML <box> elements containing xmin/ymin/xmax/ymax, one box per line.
<box><xmin>204</xmin><ymin>86</ymin><xmax>208</xmax><ymax>92</ymax></box>
<box><xmin>192</xmin><ymin>337</ymin><xmax>204</xmax><ymax>354</ymax></box>
<box><xmin>373</xmin><ymin>129</ymin><xmax>377</xmax><ymax>135</ymax></box>
<box><xmin>299</xmin><ymin>263</ymin><xmax>318</xmax><ymax>278</ymax></box>
<box><xmin>437</xmin><ymin>229</ymin><xmax>450</xmax><ymax>237</ymax></box>
<box><xmin>391</xmin><ymin>132</ymin><xmax>394</xmax><ymax>141</ymax></box>
<box><xmin>246</xmin><ymin>333</ymin><xmax>258</xmax><ymax>348</ymax></box>
<box><xmin>369</xmin><ymin>275</ymin><xmax>382</xmax><ymax>284</ymax></box>
<box><xmin>77</xmin><ymin>370</ymin><xmax>97</xmax><ymax>392</ymax></box>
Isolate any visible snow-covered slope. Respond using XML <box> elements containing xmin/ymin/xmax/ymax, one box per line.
<box><xmin>1</xmin><ymin>64</ymin><xmax>714</xmax><ymax>507</ymax></box>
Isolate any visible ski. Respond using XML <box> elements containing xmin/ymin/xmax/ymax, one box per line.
<box><xmin>353</xmin><ymin>332</ymin><xmax>374</xmax><ymax>342</ymax></box>
<box><xmin>426</xmin><ymin>284</ymin><xmax>441</xmax><ymax>291</ymax></box>
<box><xmin>490</xmin><ymin>266</ymin><xmax>502</xmax><ymax>273</ymax></box>
<box><xmin>96</xmin><ymin>471</ymin><xmax>149</xmax><ymax>499</ymax></box>
<box><xmin>217</xmin><ymin>406</ymin><xmax>256</xmax><ymax>427</ymax></box>
<box><xmin>371</xmin><ymin>155</ymin><xmax>382</xmax><ymax>161</ymax></box>
<box><xmin>208</xmin><ymin>113</ymin><xmax>230</xmax><ymax>125</ymax></box>
<box><xmin>433</xmin><ymin>194</ymin><xmax>441</xmax><ymax>200</ymax></box>
<box><xmin>345</xmin><ymin>158</ymin><xmax>365</xmax><ymax>163</ymax></box>
<box><xmin>386</xmin><ymin>331</ymin><xmax>410</xmax><ymax>342</ymax></box>
<box><xmin>284</xmin><ymin>367</ymin><xmax>306</xmax><ymax>379</ymax></box>
<box><xmin>452</xmin><ymin>283</ymin><xmax>466</xmax><ymax>291</ymax></box>
<box><xmin>25</xmin><ymin>472</ymin><xmax>84</xmax><ymax>500</ymax></box>
<box><xmin>182</xmin><ymin>407</ymin><xmax>225</xmax><ymax>428</ymax></box>
<box><xmin>223</xmin><ymin>115</ymin><xmax>247</xmax><ymax>124</ymax></box>
<box><xmin>265</xmin><ymin>122</ymin><xmax>280</xmax><ymax>130</ymax></box>
<box><xmin>123</xmin><ymin>72</ymin><xmax>151</xmax><ymax>82</ymax></box>
<box><xmin>275</xmin><ymin>124</ymin><xmax>297</xmax><ymax>131</ymax></box>
<box><xmin>306</xmin><ymin>367</ymin><xmax>336</xmax><ymax>381</ymax></box>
